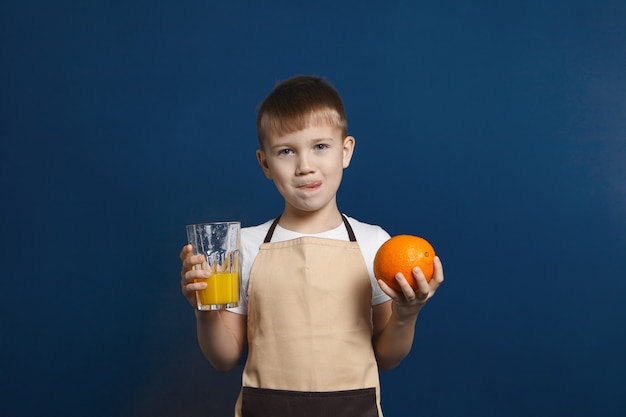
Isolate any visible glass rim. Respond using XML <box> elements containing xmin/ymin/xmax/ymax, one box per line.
<box><xmin>185</xmin><ymin>221</ymin><xmax>241</xmax><ymax>228</ymax></box>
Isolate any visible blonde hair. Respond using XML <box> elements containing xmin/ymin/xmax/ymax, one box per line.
<box><xmin>256</xmin><ymin>75</ymin><xmax>348</xmax><ymax>146</ymax></box>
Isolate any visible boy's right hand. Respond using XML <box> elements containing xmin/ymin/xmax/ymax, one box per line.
<box><xmin>179</xmin><ymin>244</ymin><xmax>209</xmax><ymax>308</ymax></box>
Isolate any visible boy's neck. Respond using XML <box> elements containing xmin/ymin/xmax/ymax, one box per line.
<box><xmin>278</xmin><ymin>206</ymin><xmax>344</xmax><ymax>234</ymax></box>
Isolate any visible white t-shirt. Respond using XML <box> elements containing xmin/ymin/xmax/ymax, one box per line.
<box><xmin>228</xmin><ymin>215</ymin><xmax>392</xmax><ymax>315</ymax></box>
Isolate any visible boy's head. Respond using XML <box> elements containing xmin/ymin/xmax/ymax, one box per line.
<box><xmin>256</xmin><ymin>75</ymin><xmax>348</xmax><ymax>147</ymax></box>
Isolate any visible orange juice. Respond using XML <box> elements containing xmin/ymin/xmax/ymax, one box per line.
<box><xmin>196</xmin><ymin>272</ymin><xmax>240</xmax><ymax>307</ymax></box>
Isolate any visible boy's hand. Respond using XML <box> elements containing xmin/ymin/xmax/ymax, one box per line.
<box><xmin>179</xmin><ymin>244</ymin><xmax>210</xmax><ymax>308</ymax></box>
<box><xmin>377</xmin><ymin>256</ymin><xmax>444</xmax><ymax>319</ymax></box>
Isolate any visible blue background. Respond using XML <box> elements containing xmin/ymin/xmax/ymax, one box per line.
<box><xmin>2</xmin><ymin>1</ymin><xmax>625</xmax><ymax>416</ymax></box>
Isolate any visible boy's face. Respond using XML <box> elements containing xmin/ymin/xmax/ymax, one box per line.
<box><xmin>256</xmin><ymin>124</ymin><xmax>354</xmax><ymax>217</ymax></box>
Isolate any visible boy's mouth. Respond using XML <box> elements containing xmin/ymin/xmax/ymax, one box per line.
<box><xmin>297</xmin><ymin>181</ymin><xmax>322</xmax><ymax>191</ymax></box>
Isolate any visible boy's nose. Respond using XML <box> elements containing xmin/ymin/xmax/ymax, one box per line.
<box><xmin>295</xmin><ymin>155</ymin><xmax>315</xmax><ymax>175</ymax></box>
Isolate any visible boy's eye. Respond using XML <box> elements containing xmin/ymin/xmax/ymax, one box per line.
<box><xmin>278</xmin><ymin>149</ymin><xmax>293</xmax><ymax>155</ymax></box>
<box><xmin>314</xmin><ymin>144</ymin><xmax>328</xmax><ymax>150</ymax></box>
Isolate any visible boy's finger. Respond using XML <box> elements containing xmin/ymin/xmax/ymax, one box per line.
<box><xmin>182</xmin><ymin>254</ymin><xmax>205</xmax><ymax>270</ymax></box>
<box><xmin>184</xmin><ymin>281</ymin><xmax>207</xmax><ymax>293</ymax></box>
<box><xmin>430</xmin><ymin>256</ymin><xmax>444</xmax><ymax>287</ymax></box>
<box><xmin>406</xmin><ymin>268</ymin><xmax>429</xmax><ymax>301</ymax></box>
<box><xmin>179</xmin><ymin>244</ymin><xmax>192</xmax><ymax>261</ymax></box>
<box><xmin>377</xmin><ymin>279</ymin><xmax>400</xmax><ymax>299</ymax></box>
<box><xmin>184</xmin><ymin>268</ymin><xmax>211</xmax><ymax>281</ymax></box>
<box><xmin>394</xmin><ymin>273</ymin><xmax>417</xmax><ymax>300</ymax></box>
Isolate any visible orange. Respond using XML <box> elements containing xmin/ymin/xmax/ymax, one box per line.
<box><xmin>373</xmin><ymin>235</ymin><xmax>435</xmax><ymax>292</ymax></box>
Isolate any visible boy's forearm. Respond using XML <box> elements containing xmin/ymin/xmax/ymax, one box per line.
<box><xmin>373</xmin><ymin>305</ymin><xmax>420</xmax><ymax>370</ymax></box>
<box><xmin>195</xmin><ymin>310</ymin><xmax>244</xmax><ymax>371</ymax></box>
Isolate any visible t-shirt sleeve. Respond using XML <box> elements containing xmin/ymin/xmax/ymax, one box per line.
<box><xmin>357</xmin><ymin>222</ymin><xmax>392</xmax><ymax>306</ymax></box>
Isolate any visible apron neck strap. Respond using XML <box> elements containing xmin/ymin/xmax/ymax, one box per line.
<box><xmin>263</xmin><ymin>214</ymin><xmax>357</xmax><ymax>243</ymax></box>
<box><xmin>264</xmin><ymin>215</ymin><xmax>281</xmax><ymax>243</ymax></box>
<box><xmin>341</xmin><ymin>214</ymin><xmax>357</xmax><ymax>242</ymax></box>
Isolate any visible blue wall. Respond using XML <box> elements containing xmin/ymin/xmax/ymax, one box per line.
<box><xmin>2</xmin><ymin>1</ymin><xmax>625</xmax><ymax>416</ymax></box>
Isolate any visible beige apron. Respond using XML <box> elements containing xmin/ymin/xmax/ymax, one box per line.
<box><xmin>234</xmin><ymin>215</ymin><xmax>383</xmax><ymax>417</ymax></box>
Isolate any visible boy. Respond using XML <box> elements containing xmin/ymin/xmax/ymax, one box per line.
<box><xmin>180</xmin><ymin>75</ymin><xmax>444</xmax><ymax>417</ymax></box>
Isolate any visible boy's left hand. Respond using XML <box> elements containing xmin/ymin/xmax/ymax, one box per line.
<box><xmin>377</xmin><ymin>256</ymin><xmax>444</xmax><ymax>317</ymax></box>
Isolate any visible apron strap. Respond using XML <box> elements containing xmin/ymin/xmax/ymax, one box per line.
<box><xmin>263</xmin><ymin>214</ymin><xmax>357</xmax><ymax>243</ymax></box>
<box><xmin>263</xmin><ymin>216</ymin><xmax>281</xmax><ymax>243</ymax></box>
<box><xmin>341</xmin><ymin>214</ymin><xmax>357</xmax><ymax>242</ymax></box>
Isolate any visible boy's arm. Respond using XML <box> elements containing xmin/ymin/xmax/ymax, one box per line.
<box><xmin>195</xmin><ymin>310</ymin><xmax>247</xmax><ymax>371</ymax></box>
<box><xmin>180</xmin><ymin>244</ymin><xmax>247</xmax><ymax>371</ymax></box>
<box><xmin>372</xmin><ymin>256</ymin><xmax>444</xmax><ymax>371</ymax></box>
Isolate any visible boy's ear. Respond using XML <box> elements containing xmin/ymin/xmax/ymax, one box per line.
<box><xmin>342</xmin><ymin>136</ymin><xmax>355</xmax><ymax>168</ymax></box>
<box><xmin>256</xmin><ymin>149</ymin><xmax>272</xmax><ymax>179</ymax></box>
